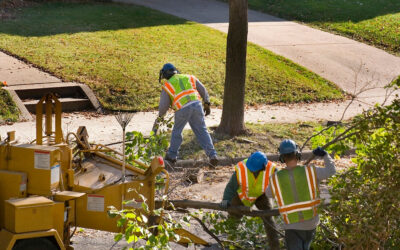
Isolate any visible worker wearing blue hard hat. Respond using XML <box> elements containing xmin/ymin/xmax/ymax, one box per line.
<box><xmin>265</xmin><ymin>139</ymin><xmax>336</xmax><ymax>250</ymax></box>
<box><xmin>153</xmin><ymin>63</ymin><xmax>218</xmax><ymax>166</ymax></box>
<box><xmin>220</xmin><ymin>151</ymin><xmax>280</xmax><ymax>248</ymax></box>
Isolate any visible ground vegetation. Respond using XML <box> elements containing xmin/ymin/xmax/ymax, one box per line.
<box><xmin>0</xmin><ymin>2</ymin><xmax>343</xmax><ymax>111</ymax></box>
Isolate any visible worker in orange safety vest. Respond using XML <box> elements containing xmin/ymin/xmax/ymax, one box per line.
<box><xmin>220</xmin><ymin>151</ymin><xmax>280</xmax><ymax>249</ymax></box>
<box><xmin>153</xmin><ymin>63</ymin><xmax>218</xmax><ymax>166</ymax></box>
<box><xmin>265</xmin><ymin>139</ymin><xmax>336</xmax><ymax>249</ymax></box>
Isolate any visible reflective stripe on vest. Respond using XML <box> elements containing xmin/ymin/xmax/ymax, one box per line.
<box><xmin>270</xmin><ymin>165</ymin><xmax>320</xmax><ymax>224</ymax></box>
<box><xmin>162</xmin><ymin>74</ymin><xmax>201</xmax><ymax>110</ymax></box>
<box><xmin>235</xmin><ymin>159</ymin><xmax>276</xmax><ymax>207</ymax></box>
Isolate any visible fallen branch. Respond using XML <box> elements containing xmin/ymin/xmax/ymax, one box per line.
<box><xmin>156</xmin><ymin>200</ymin><xmax>280</xmax><ymax>217</ymax></box>
<box><xmin>304</xmin><ymin>125</ymin><xmax>358</xmax><ymax>165</ymax></box>
<box><xmin>175</xmin><ymin>208</ymin><xmax>225</xmax><ymax>250</ymax></box>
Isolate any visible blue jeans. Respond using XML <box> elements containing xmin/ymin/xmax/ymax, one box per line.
<box><xmin>285</xmin><ymin>229</ymin><xmax>316</xmax><ymax>250</ymax></box>
<box><xmin>167</xmin><ymin>101</ymin><xmax>217</xmax><ymax>159</ymax></box>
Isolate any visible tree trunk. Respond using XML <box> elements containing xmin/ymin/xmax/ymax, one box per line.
<box><xmin>217</xmin><ymin>0</ymin><xmax>248</xmax><ymax>136</ymax></box>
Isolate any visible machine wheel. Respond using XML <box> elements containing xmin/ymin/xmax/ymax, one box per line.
<box><xmin>12</xmin><ymin>237</ymin><xmax>59</xmax><ymax>250</ymax></box>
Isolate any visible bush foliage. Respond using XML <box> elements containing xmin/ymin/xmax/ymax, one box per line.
<box><xmin>313</xmin><ymin>80</ymin><xmax>400</xmax><ymax>248</ymax></box>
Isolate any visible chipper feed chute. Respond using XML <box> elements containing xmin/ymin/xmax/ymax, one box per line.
<box><xmin>0</xmin><ymin>93</ymin><xmax>208</xmax><ymax>249</ymax></box>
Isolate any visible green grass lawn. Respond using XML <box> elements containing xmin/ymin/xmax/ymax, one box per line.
<box><xmin>245</xmin><ymin>0</ymin><xmax>400</xmax><ymax>55</ymax></box>
<box><xmin>0</xmin><ymin>2</ymin><xmax>343</xmax><ymax>112</ymax></box>
<box><xmin>0</xmin><ymin>88</ymin><xmax>19</xmax><ymax>123</ymax></box>
<box><xmin>179</xmin><ymin>122</ymin><xmax>319</xmax><ymax>159</ymax></box>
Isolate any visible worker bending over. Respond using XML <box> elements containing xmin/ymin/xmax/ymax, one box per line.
<box><xmin>220</xmin><ymin>151</ymin><xmax>280</xmax><ymax>249</ymax></box>
<box><xmin>153</xmin><ymin>63</ymin><xmax>218</xmax><ymax>166</ymax></box>
<box><xmin>266</xmin><ymin>139</ymin><xmax>336</xmax><ymax>250</ymax></box>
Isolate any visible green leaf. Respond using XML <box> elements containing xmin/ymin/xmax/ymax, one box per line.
<box><xmin>127</xmin><ymin>234</ymin><xmax>138</xmax><ymax>243</ymax></box>
<box><xmin>114</xmin><ymin>233</ymin><xmax>123</xmax><ymax>242</ymax></box>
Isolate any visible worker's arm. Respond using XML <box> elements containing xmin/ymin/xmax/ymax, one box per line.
<box><xmin>222</xmin><ymin>173</ymin><xmax>239</xmax><ymax>202</ymax></box>
<box><xmin>265</xmin><ymin>184</ymin><xmax>273</xmax><ymax>199</ymax></box>
<box><xmin>158</xmin><ymin>89</ymin><xmax>172</xmax><ymax>117</ymax></box>
<box><xmin>195</xmin><ymin>79</ymin><xmax>210</xmax><ymax>103</ymax></box>
<box><xmin>315</xmin><ymin>154</ymin><xmax>336</xmax><ymax>181</ymax></box>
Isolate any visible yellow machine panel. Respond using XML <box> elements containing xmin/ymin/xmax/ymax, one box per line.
<box><xmin>53</xmin><ymin>202</ymin><xmax>65</xmax><ymax>242</ymax></box>
<box><xmin>5</xmin><ymin>197</ymin><xmax>54</xmax><ymax>233</ymax></box>
<box><xmin>0</xmin><ymin>171</ymin><xmax>27</xmax><ymax>228</ymax></box>
<box><xmin>0</xmin><ymin>144</ymin><xmax>61</xmax><ymax>196</ymax></box>
<box><xmin>75</xmin><ymin>181</ymin><xmax>153</xmax><ymax>233</ymax></box>
<box><xmin>0</xmin><ymin>94</ymin><xmax>207</xmax><ymax>249</ymax></box>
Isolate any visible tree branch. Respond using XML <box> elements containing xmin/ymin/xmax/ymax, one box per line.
<box><xmin>300</xmin><ymin>123</ymin><xmax>339</xmax><ymax>151</ymax></box>
<box><xmin>156</xmin><ymin>200</ymin><xmax>280</xmax><ymax>217</ymax></box>
<box><xmin>304</xmin><ymin>126</ymin><xmax>358</xmax><ymax>166</ymax></box>
<box><xmin>175</xmin><ymin>208</ymin><xmax>225</xmax><ymax>249</ymax></box>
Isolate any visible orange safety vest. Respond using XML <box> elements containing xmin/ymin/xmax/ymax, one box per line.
<box><xmin>162</xmin><ymin>74</ymin><xmax>201</xmax><ymax>110</ymax></box>
<box><xmin>270</xmin><ymin>165</ymin><xmax>320</xmax><ymax>224</ymax></box>
<box><xmin>235</xmin><ymin>160</ymin><xmax>276</xmax><ymax>207</ymax></box>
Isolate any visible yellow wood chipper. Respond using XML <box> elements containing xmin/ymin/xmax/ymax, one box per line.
<box><xmin>0</xmin><ymin>94</ymin><xmax>207</xmax><ymax>249</ymax></box>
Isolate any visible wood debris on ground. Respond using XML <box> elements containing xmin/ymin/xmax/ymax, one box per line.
<box><xmin>166</xmin><ymin>157</ymin><xmax>354</xmax><ymax>202</ymax></box>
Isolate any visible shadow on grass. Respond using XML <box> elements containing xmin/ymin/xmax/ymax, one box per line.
<box><xmin>2</xmin><ymin>0</ymin><xmax>398</xmax><ymax>38</ymax></box>
<box><xmin>245</xmin><ymin>0</ymin><xmax>400</xmax><ymax>23</ymax></box>
<box><xmin>179</xmin><ymin>130</ymin><xmax>265</xmax><ymax>160</ymax></box>
<box><xmin>178</xmin><ymin>130</ymin><xmax>242</xmax><ymax>160</ymax></box>
<box><xmin>0</xmin><ymin>2</ymin><xmax>187</xmax><ymax>37</ymax></box>
<box><xmin>178</xmin><ymin>122</ymin><xmax>319</xmax><ymax>160</ymax></box>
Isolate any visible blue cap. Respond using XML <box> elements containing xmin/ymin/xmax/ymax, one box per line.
<box><xmin>161</xmin><ymin>63</ymin><xmax>176</xmax><ymax>72</ymax></box>
<box><xmin>278</xmin><ymin>139</ymin><xmax>298</xmax><ymax>155</ymax></box>
<box><xmin>246</xmin><ymin>151</ymin><xmax>268</xmax><ymax>172</ymax></box>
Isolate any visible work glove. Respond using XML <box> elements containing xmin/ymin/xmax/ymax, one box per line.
<box><xmin>203</xmin><ymin>102</ymin><xmax>211</xmax><ymax>116</ymax></box>
<box><xmin>313</xmin><ymin>146</ymin><xmax>327</xmax><ymax>157</ymax></box>
<box><xmin>219</xmin><ymin>200</ymin><xmax>230</xmax><ymax>210</ymax></box>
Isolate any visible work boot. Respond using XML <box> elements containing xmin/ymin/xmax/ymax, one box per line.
<box><xmin>209</xmin><ymin>155</ymin><xmax>218</xmax><ymax>167</ymax></box>
<box><xmin>164</xmin><ymin>155</ymin><xmax>177</xmax><ymax>164</ymax></box>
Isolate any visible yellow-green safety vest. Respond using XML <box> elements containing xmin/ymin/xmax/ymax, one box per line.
<box><xmin>270</xmin><ymin>165</ymin><xmax>321</xmax><ymax>224</ymax></box>
<box><xmin>235</xmin><ymin>159</ymin><xmax>276</xmax><ymax>207</ymax></box>
<box><xmin>162</xmin><ymin>74</ymin><xmax>201</xmax><ymax>110</ymax></box>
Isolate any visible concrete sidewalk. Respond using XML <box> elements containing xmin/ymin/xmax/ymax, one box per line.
<box><xmin>0</xmin><ymin>98</ymin><xmax>390</xmax><ymax>146</ymax></box>
<box><xmin>0</xmin><ymin>51</ymin><xmax>61</xmax><ymax>86</ymax></box>
<box><xmin>117</xmin><ymin>0</ymin><xmax>400</xmax><ymax>103</ymax></box>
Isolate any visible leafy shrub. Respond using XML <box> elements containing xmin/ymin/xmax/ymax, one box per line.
<box><xmin>197</xmin><ymin>210</ymin><xmax>283</xmax><ymax>249</ymax></box>
<box><xmin>125</xmin><ymin>115</ymin><xmax>172</xmax><ymax>166</ymax></box>
<box><xmin>314</xmin><ymin>81</ymin><xmax>400</xmax><ymax>248</ymax></box>
<box><xmin>110</xmin><ymin>116</ymin><xmax>186</xmax><ymax>249</ymax></box>
<box><xmin>109</xmin><ymin>196</ymin><xmax>190</xmax><ymax>250</ymax></box>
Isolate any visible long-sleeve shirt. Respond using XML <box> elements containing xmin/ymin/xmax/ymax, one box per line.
<box><xmin>222</xmin><ymin>173</ymin><xmax>239</xmax><ymax>202</ymax></box>
<box><xmin>158</xmin><ymin>77</ymin><xmax>210</xmax><ymax>117</ymax></box>
<box><xmin>265</xmin><ymin>154</ymin><xmax>336</xmax><ymax>230</ymax></box>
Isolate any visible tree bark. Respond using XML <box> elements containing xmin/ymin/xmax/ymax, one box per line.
<box><xmin>217</xmin><ymin>0</ymin><xmax>248</xmax><ymax>136</ymax></box>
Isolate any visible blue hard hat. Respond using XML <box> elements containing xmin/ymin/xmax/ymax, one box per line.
<box><xmin>161</xmin><ymin>63</ymin><xmax>176</xmax><ymax>72</ymax></box>
<box><xmin>246</xmin><ymin>151</ymin><xmax>268</xmax><ymax>172</ymax></box>
<box><xmin>278</xmin><ymin>139</ymin><xmax>298</xmax><ymax>155</ymax></box>
<box><xmin>159</xmin><ymin>63</ymin><xmax>178</xmax><ymax>82</ymax></box>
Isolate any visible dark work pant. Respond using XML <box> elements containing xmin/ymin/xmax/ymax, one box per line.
<box><xmin>285</xmin><ymin>229</ymin><xmax>316</xmax><ymax>250</ymax></box>
<box><xmin>230</xmin><ymin>195</ymin><xmax>280</xmax><ymax>250</ymax></box>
